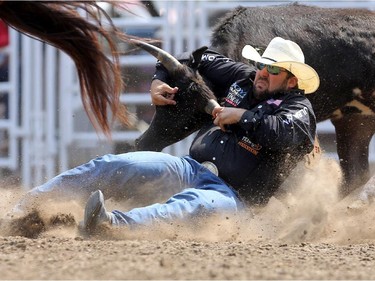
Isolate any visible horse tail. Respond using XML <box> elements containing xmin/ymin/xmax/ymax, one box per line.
<box><xmin>0</xmin><ymin>1</ymin><xmax>131</xmax><ymax>136</ymax></box>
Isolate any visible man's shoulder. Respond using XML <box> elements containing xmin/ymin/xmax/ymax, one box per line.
<box><xmin>274</xmin><ymin>90</ymin><xmax>313</xmax><ymax>109</ymax></box>
<box><xmin>282</xmin><ymin>90</ymin><xmax>310</xmax><ymax>102</ymax></box>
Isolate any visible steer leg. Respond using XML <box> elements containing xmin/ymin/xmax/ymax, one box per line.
<box><xmin>331</xmin><ymin>114</ymin><xmax>375</xmax><ymax>197</ymax></box>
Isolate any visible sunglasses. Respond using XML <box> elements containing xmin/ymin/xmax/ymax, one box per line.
<box><xmin>255</xmin><ymin>62</ymin><xmax>288</xmax><ymax>75</ymax></box>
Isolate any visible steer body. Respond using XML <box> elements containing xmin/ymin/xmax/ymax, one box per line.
<box><xmin>210</xmin><ymin>3</ymin><xmax>375</xmax><ymax>196</ymax></box>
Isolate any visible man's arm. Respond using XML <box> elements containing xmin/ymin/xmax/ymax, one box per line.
<box><xmin>151</xmin><ymin>48</ymin><xmax>254</xmax><ymax>104</ymax></box>
<box><xmin>244</xmin><ymin>97</ymin><xmax>316</xmax><ymax>150</ymax></box>
<box><xmin>213</xmin><ymin>95</ymin><xmax>316</xmax><ymax>150</ymax></box>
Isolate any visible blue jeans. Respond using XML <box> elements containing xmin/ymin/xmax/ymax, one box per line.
<box><xmin>15</xmin><ymin>152</ymin><xmax>244</xmax><ymax>227</ymax></box>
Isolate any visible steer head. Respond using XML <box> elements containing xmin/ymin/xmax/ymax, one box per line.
<box><xmin>130</xmin><ymin>39</ymin><xmax>219</xmax><ymax>151</ymax></box>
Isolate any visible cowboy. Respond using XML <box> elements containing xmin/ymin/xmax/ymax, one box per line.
<box><xmin>13</xmin><ymin>37</ymin><xmax>320</xmax><ymax>234</ymax></box>
<box><xmin>81</xmin><ymin>36</ymin><xmax>319</xmax><ymax>233</ymax></box>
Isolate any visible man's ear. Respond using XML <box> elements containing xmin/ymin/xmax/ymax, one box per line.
<box><xmin>287</xmin><ymin>76</ymin><xmax>298</xmax><ymax>89</ymax></box>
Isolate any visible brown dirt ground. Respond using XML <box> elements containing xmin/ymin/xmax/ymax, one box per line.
<box><xmin>1</xmin><ymin>158</ymin><xmax>375</xmax><ymax>280</ymax></box>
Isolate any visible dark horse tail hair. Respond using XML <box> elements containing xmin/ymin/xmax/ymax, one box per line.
<box><xmin>0</xmin><ymin>1</ymin><xmax>135</xmax><ymax>137</ymax></box>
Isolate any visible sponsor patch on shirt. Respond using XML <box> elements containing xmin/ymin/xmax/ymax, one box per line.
<box><xmin>201</xmin><ymin>54</ymin><xmax>231</xmax><ymax>63</ymax></box>
<box><xmin>225</xmin><ymin>82</ymin><xmax>247</xmax><ymax>107</ymax></box>
<box><xmin>283</xmin><ymin>107</ymin><xmax>309</xmax><ymax>124</ymax></box>
<box><xmin>238</xmin><ymin>136</ymin><xmax>262</xmax><ymax>155</ymax></box>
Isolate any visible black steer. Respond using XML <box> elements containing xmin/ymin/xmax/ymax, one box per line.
<box><xmin>210</xmin><ymin>3</ymin><xmax>375</xmax><ymax>196</ymax></box>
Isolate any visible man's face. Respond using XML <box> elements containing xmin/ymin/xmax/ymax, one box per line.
<box><xmin>253</xmin><ymin>64</ymin><xmax>297</xmax><ymax>100</ymax></box>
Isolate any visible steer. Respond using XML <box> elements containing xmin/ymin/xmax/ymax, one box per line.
<box><xmin>208</xmin><ymin>3</ymin><xmax>375</xmax><ymax>196</ymax></box>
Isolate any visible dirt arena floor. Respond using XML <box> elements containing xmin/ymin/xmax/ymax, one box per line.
<box><xmin>1</xmin><ymin>158</ymin><xmax>375</xmax><ymax>280</ymax></box>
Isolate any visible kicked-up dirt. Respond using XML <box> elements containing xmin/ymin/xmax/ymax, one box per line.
<box><xmin>1</xmin><ymin>158</ymin><xmax>375</xmax><ymax>280</ymax></box>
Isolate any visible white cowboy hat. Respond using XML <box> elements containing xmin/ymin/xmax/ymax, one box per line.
<box><xmin>242</xmin><ymin>37</ymin><xmax>320</xmax><ymax>94</ymax></box>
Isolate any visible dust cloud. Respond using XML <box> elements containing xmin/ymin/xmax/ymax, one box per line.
<box><xmin>0</xmin><ymin>157</ymin><xmax>374</xmax><ymax>244</ymax></box>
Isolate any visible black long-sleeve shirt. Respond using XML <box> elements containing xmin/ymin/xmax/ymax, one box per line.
<box><xmin>154</xmin><ymin>49</ymin><xmax>317</xmax><ymax>204</ymax></box>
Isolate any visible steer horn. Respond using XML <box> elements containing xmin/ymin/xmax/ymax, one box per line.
<box><xmin>130</xmin><ymin>39</ymin><xmax>182</xmax><ymax>73</ymax></box>
<box><xmin>130</xmin><ymin>39</ymin><xmax>220</xmax><ymax>115</ymax></box>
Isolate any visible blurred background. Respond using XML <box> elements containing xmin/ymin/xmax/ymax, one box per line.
<box><xmin>0</xmin><ymin>0</ymin><xmax>374</xmax><ymax>188</ymax></box>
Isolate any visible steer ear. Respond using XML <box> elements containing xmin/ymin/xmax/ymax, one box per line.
<box><xmin>188</xmin><ymin>46</ymin><xmax>208</xmax><ymax>69</ymax></box>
